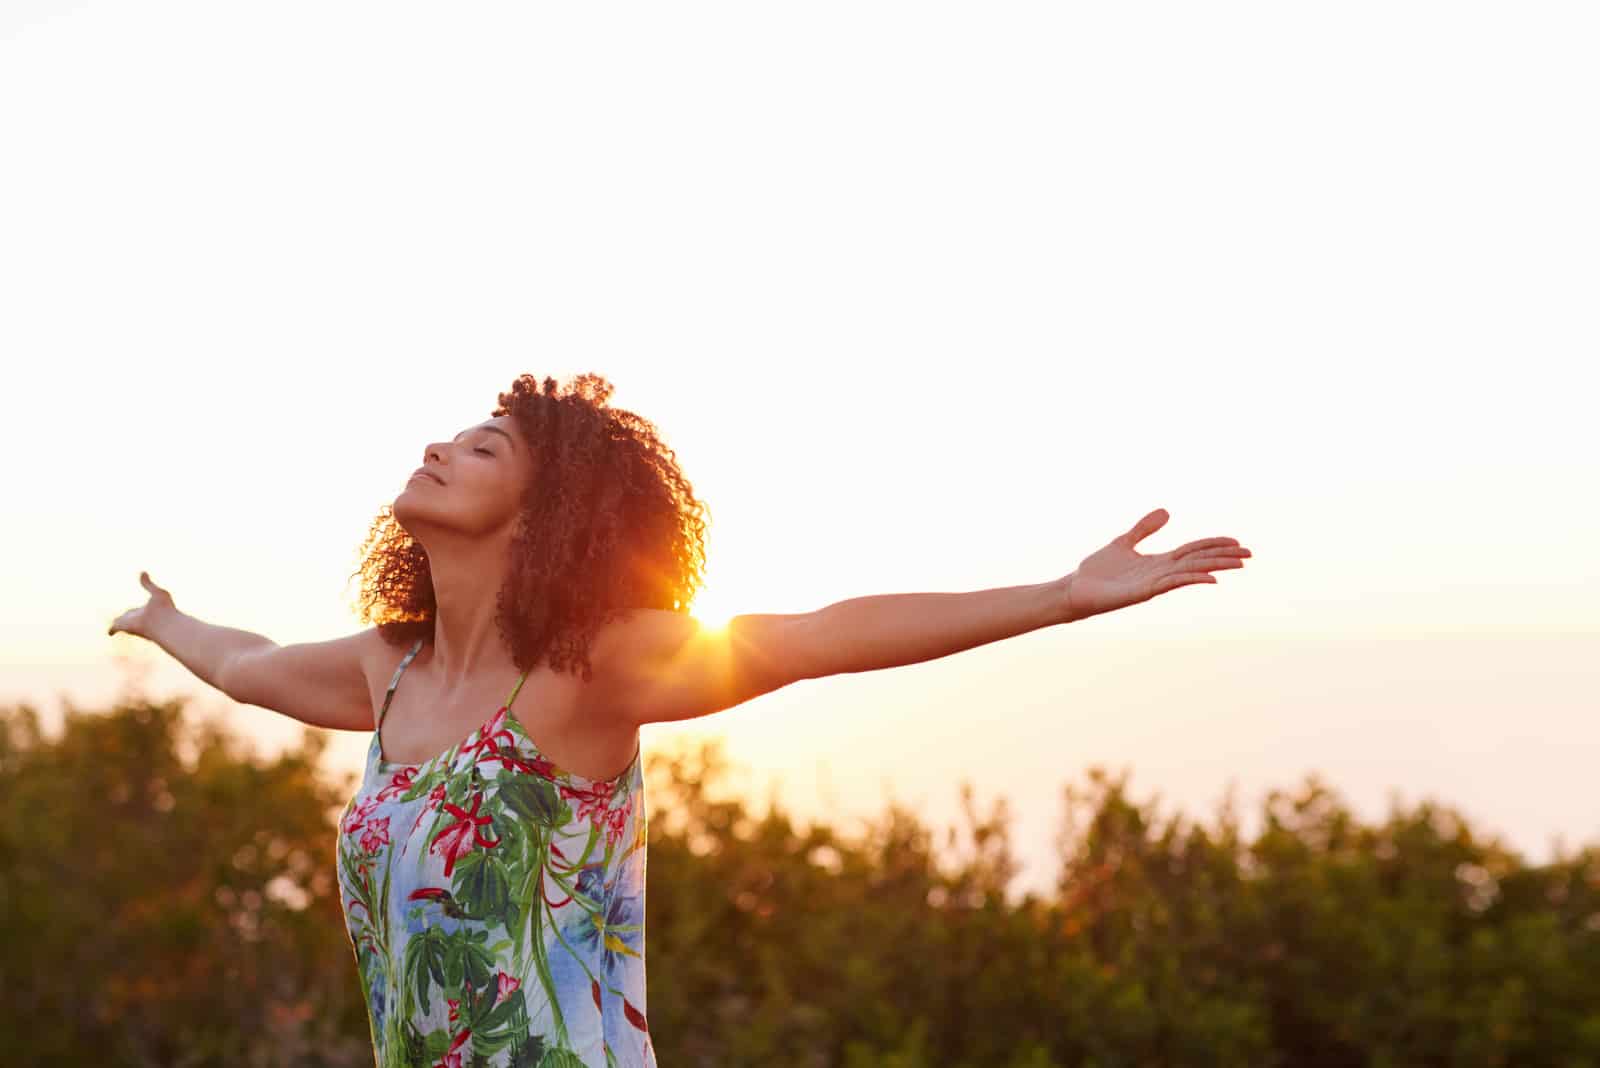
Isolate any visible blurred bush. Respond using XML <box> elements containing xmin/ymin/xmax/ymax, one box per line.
<box><xmin>3</xmin><ymin>692</ymin><xmax>1597</xmax><ymax>1066</ymax></box>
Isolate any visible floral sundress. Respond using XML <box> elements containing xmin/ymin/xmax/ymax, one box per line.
<box><xmin>336</xmin><ymin>636</ymin><xmax>654</xmax><ymax>1067</ymax></box>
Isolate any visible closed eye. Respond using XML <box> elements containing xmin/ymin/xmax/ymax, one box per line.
<box><xmin>474</xmin><ymin>448</ymin><xmax>493</xmax><ymax>456</ymax></box>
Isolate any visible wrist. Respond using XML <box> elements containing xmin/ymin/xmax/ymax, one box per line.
<box><xmin>1052</xmin><ymin>573</ymin><xmax>1079</xmax><ymax>625</ymax></box>
<box><xmin>144</xmin><ymin>604</ymin><xmax>186</xmax><ymax>644</ymax></box>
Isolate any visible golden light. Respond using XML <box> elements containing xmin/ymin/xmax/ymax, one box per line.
<box><xmin>688</xmin><ymin>582</ymin><xmax>737</xmax><ymax>632</ymax></box>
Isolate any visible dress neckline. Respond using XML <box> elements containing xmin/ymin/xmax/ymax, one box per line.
<box><xmin>371</xmin><ymin>709</ymin><xmax>641</xmax><ymax>787</ymax></box>
<box><xmin>371</xmin><ymin>636</ymin><xmax>641</xmax><ymax>787</ymax></box>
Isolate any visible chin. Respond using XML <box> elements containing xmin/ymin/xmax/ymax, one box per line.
<box><xmin>392</xmin><ymin>491</ymin><xmax>423</xmax><ymax>528</ymax></box>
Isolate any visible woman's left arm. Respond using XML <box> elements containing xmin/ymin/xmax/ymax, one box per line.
<box><xmin>588</xmin><ymin>508</ymin><xmax>1250</xmax><ymax>725</ymax></box>
<box><xmin>797</xmin><ymin>508</ymin><xmax>1251</xmax><ymax>678</ymax></box>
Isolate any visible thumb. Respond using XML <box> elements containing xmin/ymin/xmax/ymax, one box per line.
<box><xmin>1120</xmin><ymin>508</ymin><xmax>1169</xmax><ymax>549</ymax></box>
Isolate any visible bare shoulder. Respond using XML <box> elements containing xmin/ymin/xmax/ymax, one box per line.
<box><xmin>223</xmin><ymin>625</ymin><xmax>397</xmax><ymax>733</ymax></box>
<box><xmin>588</xmin><ymin>607</ymin><xmax>698</xmax><ymax>664</ymax></box>
<box><xmin>362</xmin><ymin>626</ymin><xmax>418</xmax><ymax>672</ymax></box>
<box><xmin>583</xmin><ymin>606</ymin><xmax>811</xmax><ymax>726</ymax></box>
<box><xmin>581</xmin><ymin>608</ymin><xmax>689</xmax><ymax>707</ymax></box>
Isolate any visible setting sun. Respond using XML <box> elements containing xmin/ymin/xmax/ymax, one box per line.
<box><xmin>688</xmin><ymin>583</ymin><xmax>737</xmax><ymax>631</ymax></box>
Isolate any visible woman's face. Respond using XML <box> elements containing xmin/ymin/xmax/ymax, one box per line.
<box><xmin>393</xmin><ymin>415</ymin><xmax>534</xmax><ymax>541</ymax></box>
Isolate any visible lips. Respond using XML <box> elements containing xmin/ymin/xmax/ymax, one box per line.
<box><xmin>410</xmin><ymin>469</ymin><xmax>445</xmax><ymax>486</ymax></box>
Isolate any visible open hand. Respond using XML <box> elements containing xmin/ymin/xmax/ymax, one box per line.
<box><xmin>1063</xmin><ymin>509</ymin><xmax>1250</xmax><ymax>622</ymax></box>
<box><xmin>108</xmin><ymin>571</ymin><xmax>176</xmax><ymax>639</ymax></box>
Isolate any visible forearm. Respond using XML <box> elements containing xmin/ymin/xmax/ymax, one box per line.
<box><xmin>145</xmin><ymin>609</ymin><xmax>275</xmax><ymax>694</ymax></box>
<box><xmin>799</xmin><ymin>577</ymin><xmax>1072</xmax><ymax>679</ymax></box>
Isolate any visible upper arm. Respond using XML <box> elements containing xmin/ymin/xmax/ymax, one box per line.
<box><xmin>587</xmin><ymin>609</ymin><xmax>816</xmax><ymax>726</ymax></box>
<box><xmin>218</xmin><ymin>628</ymin><xmax>383</xmax><ymax>732</ymax></box>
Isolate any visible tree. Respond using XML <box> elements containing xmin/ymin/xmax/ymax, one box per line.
<box><xmin>4</xmin><ymin>692</ymin><xmax>1597</xmax><ymax>1066</ymax></box>
<box><xmin>1</xmin><ymin>694</ymin><xmax>373</xmax><ymax>1067</ymax></box>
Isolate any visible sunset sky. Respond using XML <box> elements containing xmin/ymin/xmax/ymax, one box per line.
<box><xmin>3</xmin><ymin>3</ymin><xmax>1595</xmax><ymax>900</ymax></box>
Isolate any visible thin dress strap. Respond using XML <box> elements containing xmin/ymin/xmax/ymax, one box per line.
<box><xmin>376</xmin><ymin>637</ymin><xmax>426</xmax><ymax>731</ymax></box>
<box><xmin>504</xmin><ymin>664</ymin><xmax>530</xmax><ymax>710</ymax></box>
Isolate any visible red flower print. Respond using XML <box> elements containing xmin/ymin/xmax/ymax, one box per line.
<box><xmin>359</xmin><ymin>816</ymin><xmax>390</xmax><ymax>854</ymax></box>
<box><xmin>464</xmin><ymin>706</ymin><xmax>560</xmax><ymax>778</ymax></box>
<box><xmin>429</xmin><ymin>790</ymin><xmax>500</xmax><ymax>877</ymax></box>
<box><xmin>446</xmin><ymin>997</ymin><xmax>460</xmax><ymax>1026</ymax></box>
<box><xmin>432</xmin><ymin>1026</ymin><xmax>470</xmax><ymax>1068</ymax></box>
<box><xmin>603</xmin><ymin>805</ymin><xmax>627</xmax><ymax>846</ymax></box>
<box><xmin>493</xmin><ymin>969</ymin><xmax>520</xmax><ymax>1007</ymax></box>
<box><xmin>342</xmin><ymin>795</ymin><xmax>379</xmax><ymax>837</ymax></box>
<box><xmin>461</xmin><ymin>706</ymin><xmax>515</xmax><ymax>763</ymax></box>
<box><xmin>560</xmin><ymin>780</ymin><xmax>626</xmax><ymax>847</ymax></box>
<box><xmin>525</xmin><ymin>753</ymin><xmax>560</xmax><ymax>779</ymax></box>
<box><xmin>406</xmin><ymin>782</ymin><xmax>450</xmax><ymax>841</ymax></box>
<box><xmin>500</xmin><ymin>751</ymin><xmax>560</xmax><ymax>779</ymax></box>
<box><xmin>376</xmin><ymin>765</ymin><xmax>417</xmax><ymax>801</ymax></box>
<box><xmin>623</xmin><ymin>995</ymin><xmax>649</xmax><ymax>1033</ymax></box>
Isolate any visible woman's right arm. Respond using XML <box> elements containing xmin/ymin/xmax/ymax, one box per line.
<box><xmin>110</xmin><ymin>571</ymin><xmax>380</xmax><ymax>732</ymax></box>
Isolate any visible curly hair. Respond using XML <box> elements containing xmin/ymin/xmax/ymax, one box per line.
<box><xmin>348</xmin><ymin>372</ymin><xmax>711</xmax><ymax>681</ymax></box>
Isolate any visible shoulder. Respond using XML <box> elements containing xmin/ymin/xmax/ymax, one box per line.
<box><xmin>223</xmin><ymin>625</ymin><xmax>402</xmax><ymax>733</ymax></box>
<box><xmin>582</xmin><ymin>608</ymin><xmax>703</xmax><ymax>723</ymax></box>
<box><xmin>586</xmin><ymin>608</ymin><xmax>698</xmax><ymax>681</ymax></box>
<box><xmin>355</xmin><ymin>628</ymin><xmax>431</xmax><ymax>702</ymax></box>
<box><xmin>363</xmin><ymin>626</ymin><xmax>422</xmax><ymax>672</ymax></box>
<box><xmin>582</xmin><ymin>607</ymin><xmax>813</xmax><ymax>726</ymax></box>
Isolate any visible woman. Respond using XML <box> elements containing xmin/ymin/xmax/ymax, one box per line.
<box><xmin>108</xmin><ymin>371</ymin><xmax>1250</xmax><ymax>1067</ymax></box>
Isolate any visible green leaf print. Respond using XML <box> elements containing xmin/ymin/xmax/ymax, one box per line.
<box><xmin>399</xmin><ymin>1020</ymin><xmax>429</xmax><ymax>1067</ymax></box>
<box><xmin>399</xmin><ymin>764</ymin><xmax>446</xmax><ymax>803</ymax></box>
<box><xmin>509</xmin><ymin>1035</ymin><xmax>549</xmax><ymax>1068</ymax></box>
<box><xmin>453</xmin><ymin>848</ymin><xmax>512</xmax><ymax>923</ymax></box>
<box><xmin>460</xmin><ymin>930</ymin><xmax>496</xmax><ymax>1008</ymax></box>
<box><xmin>403</xmin><ymin>926</ymin><xmax>448</xmax><ymax>1017</ymax></box>
<box><xmin>473</xmin><ymin>994</ymin><xmax>538</xmax><ymax>1063</ymax></box>
<box><xmin>422</xmin><ymin>1026</ymin><xmax>452</xmax><ymax>1058</ymax></box>
<box><xmin>476</xmin><ymin>988</ymin><xmax>522</xmax><ymax>1034</ymax></box>
<box><xmin>493</xmin><ymin>811</ymin><xmax>527</xmax><ymax>866</ymax></box>
<box><xmin>498</xmin><ymin>774</ymin><xmax>568</xmax><ymax>827</ymax></box>
<box><xmin>508</xmin><ymin>831</ymin><xmax>547</xmax><ymax>977</ymax></box>
<box><xmin>519</xmin><ymin>845</ymin><xmax>569</xmax><ymax>1046</ymax></box>
<box><xmin>442</xmin><ymin>933</ymin><xmax>465</xmax><ymax>989</ymax></box>
<box><xmin>537</xmin><ymin>1049</ymin><xmax>590</xmax><ymax>1068</ymax></box>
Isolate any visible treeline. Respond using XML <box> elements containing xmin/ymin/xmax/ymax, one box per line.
<box><xmin>2</xmin><ymin>693</ymin><xmax>1597</xmax><ymax>1066</ymax></box>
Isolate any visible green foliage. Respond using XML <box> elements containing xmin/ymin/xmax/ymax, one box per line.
<box><xmin>0</xmin><ymin>695</ymin><xmax>374</xmax><ymax>1066</ymax></box>
<box><xmin>3</xmin><ymin>693</ymin><xmax>1598</xmax><ymax>1066</ymax></box>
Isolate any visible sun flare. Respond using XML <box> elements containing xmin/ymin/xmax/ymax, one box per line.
<box><xmin>688</xmin><ymin>584</ymin><xmax>737</xmax><ymax>632</ymax></box>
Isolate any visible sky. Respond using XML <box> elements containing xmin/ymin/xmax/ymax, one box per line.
<box><xmin>2</xmin><ymin>2</ymin><xmax>1595</xmax><ymax>902</ymax></box>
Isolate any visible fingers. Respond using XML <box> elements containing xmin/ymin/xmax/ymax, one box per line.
<box><xmin>1159</xmin><ymin>555</ymin><xmax>1245</xmax><ymax>588</ymax></box>
<box><xmin>111</xmin><ymin>572</ymin><xmax>160</xmax><ymax>636</ymax></box>
<box><xmin>1183</xmin><ymin>556</ymin><xmax>1247</xmax><ymax>574</ymax></box>
<box><xmin>1156</xmin><ymin>573</ymin><xmax>1214</xmax><ymax>595</ymax></box>
<box><xmin>1172</xmin><ymin>537</ymin><xmax>1246</xmax><ymax>559</ymax></box>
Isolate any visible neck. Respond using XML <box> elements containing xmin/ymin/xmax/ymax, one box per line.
<box><xmin>420</xmin><ymin>535</ymin><xmax>519</xmax><ymax>693</ymax></box>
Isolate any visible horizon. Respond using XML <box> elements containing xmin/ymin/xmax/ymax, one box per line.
<box><xmin>4</xmin><ymin>2</ymin><xmax>1596</xmax><ymax>906</ymax></box>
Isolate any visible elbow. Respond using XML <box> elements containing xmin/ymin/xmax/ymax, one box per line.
<box><xmin>720</xmin><ymin>612</ymin><xmax>822</xmax><ymax>694</ymax></box>
<box><xmin>765</xmin><ymin>612</ymin><xmax>825</xmax><ymax>685</ymax></box>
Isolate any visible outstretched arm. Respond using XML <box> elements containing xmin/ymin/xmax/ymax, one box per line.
<box><xmin>799</xmin><ymin>508</ymin><xmax>1250</xmax><ymax>675</ymax></box>
<box><xmin>800</xmin><ymin>579</ymin><xmax>1066</xmax><ymax>678</ymax></box>
<box><xmin>108</xmin><ymin>570</ymin><xmax>380</xmax><ymax>732</ymax></box>
<box><xmin>589</xmin><ymin>508</ymin><xmax>1250</xmax><ymax>725</ymax></box>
